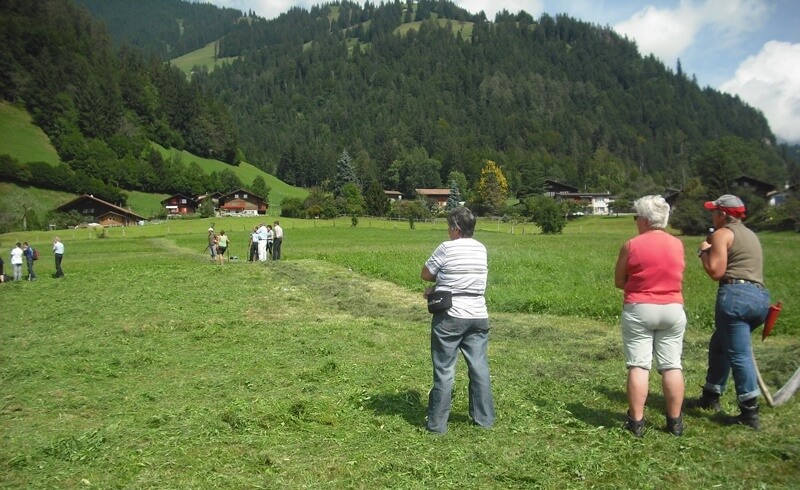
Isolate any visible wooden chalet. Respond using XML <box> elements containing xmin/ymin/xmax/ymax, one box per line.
<box><xmin>195</xmin><ymin>192</ymin><xmax>221</xmax><ymax>212</ymax></box>
<box><xmin>731</xmin><ymin>175</ymin><xmax>776</xmax><ymax>198</ymax></box>
<box><xmin>768</xmin><ymin>183</ymin><xmax>798</xmax><ymax>206</ymax></box>
<box><xmin>384</xmin><ymin>190</ymin><xmax>403</xmax><ymax>201</ymax></box>
<box><xmin>161</xmin><ymin>194</ymin><xmax>198</xmax><ymax>215</ymax></box>
<box><xmin>56</xmin><ymin>194</ymin><xmax>145</xmax><ymax>226</ymax></box>
<box><xmin>543</xmin><ymin>179</ymin><xmax>579</xmax><ymax>196</ymax></box>
<box><xmin>217</xmin><ymin>188</ymin><xmax>268</xmax><ymax>215</ymax></box>
<box><xmin>415</xmin><ymin>188</ymin><xmax>451</xmax><ymax>207</ymax></box>
<box><xmin>554</xmin><ymin>192</ymin><xmax>615</xmax><ymax>215</ymax></box>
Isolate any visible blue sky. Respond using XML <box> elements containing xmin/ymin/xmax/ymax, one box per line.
<box><xmin>205</xmin><ymin>0</ymin><xmax>800</xmax><ymax>144</ymax></box>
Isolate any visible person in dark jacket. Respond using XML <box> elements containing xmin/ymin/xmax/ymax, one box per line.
<box><xmin>23</xmin><ymin>242</ymin><xmax>37</xmax><ymax>280</ymax></box>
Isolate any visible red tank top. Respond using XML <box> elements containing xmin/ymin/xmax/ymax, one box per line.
<box><xmin>624</xmin><ymin>231</ymin><xmax>684</xmax><ymax>304</ymax></box>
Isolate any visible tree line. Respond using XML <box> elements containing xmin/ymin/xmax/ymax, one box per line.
<box><xmin>2</xmin><ymin>0</ymin><xmax>799</xmax><ymax>233</ymax></box>
<box><xmin>198</xmin><ymin>0</ymin><xmax>795</xmax><ymax>202</ymax></box>
<box><xmin>0</xmin><ymin>0</ymin><xmax>240</xmax><ymax>205</ymax></box>
<box><xmin>72</xmin><ymin>0</ymin><xmax>244</xmax><ymax>60</ymax></box>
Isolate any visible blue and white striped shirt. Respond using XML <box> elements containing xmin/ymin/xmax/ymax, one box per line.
<box><xmin>424</xmin><ymin>238</ymin><xmax>488</xmax><ymax>319</ymax></box>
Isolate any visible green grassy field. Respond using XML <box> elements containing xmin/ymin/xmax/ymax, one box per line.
<box><xmin>0</xmin><ymin>102</ymin><xmax>306</xmax><ymax>222</ymax></box>
<box><xmin>2</xmin><ymin>217</ymin><xmax>798</xmax><ymax>488</ymax></box>
<box><xmin>151</xmin><ymin>143</ymin><xmax>308</xmax><ymax>210</ymax></box>
<box><xmin>170</xmin><ymin>40</ymin><xmax>239</xmax><ymax>75</ymax></box>
<box><xmin>0</xmin><ymin>102</ymin><xmax>62</xmax><ymax>165</ymax></box>
<box><xmin>0</xmin><ymin>183</ymin><xmax>77</xmax><ymax>228</ymax></box>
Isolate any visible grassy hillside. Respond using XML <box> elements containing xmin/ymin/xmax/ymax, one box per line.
<box><xmin>125</xmin><ymin>190</ymin><xmax>171</xmax><ymax>218</ymax></box>
<box><xmin>151</xmin><ymin>143</ymin><xmax>308</xmax><ymax>207</ymax></box>
<box><xmin>0</xmin><ymin>102</ymin><xmax>61</xmax><ymax>165</ymax></box>
<box><xmin>170</xmin><ymin>40</ymin><xmax>239</xmax><ymax>75</ymax></box>
<box><xmin>395</xmin><ymin>17</ymin><xmax>474</xmax><ymax>37</ymax></box>
<box><xmin>0</xmin><ymin>182</ymin><xmax>76</xmax><ymax>230</ymax></box>
<box><xmin>0</xmin><ymin>103</ymin><xmax>306</xmax><ymax>224</ymax></box>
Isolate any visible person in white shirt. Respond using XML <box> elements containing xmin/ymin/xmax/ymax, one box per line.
<box><xmin>420</xmin><ymin>207</ymin><xmax>494</xmax><ymax>434</ymax></box>
<box><xmin>272</xmin><ymin>221</ymin><xmax>283</xmax><ymax>260</ymax></box>
<box><xmin>256</xmin><ymin>223</ymin><xmax>269</xmax><ymax>261</ymax></box>
<box><xmin>52</xmin><ymin>237</ymin><xmax>65</xmax><ymax>278</ymax></box>
<box><xmin>248</xmin><ymin>226</ymin><xmax>259</xmax><ymax>261</ymax></box>
<box><xmin>10</xmin><ymin>242</ymin><xmax>23</xmax><ymax>281</ymax></box>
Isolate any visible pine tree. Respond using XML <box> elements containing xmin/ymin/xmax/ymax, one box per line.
<box><xmin>364</xmin><ymin>180</ymin><xmax>390</xmax><ymax>216</ymax></box>
<box><xmin>334</xmin><ymin>149</ymin><xmax>359</xmax><ymax>196</ymax></box>
<box><xmin>446</xmin><ymin>179</ymin><xmax>461</xmax><ymax>210</ymax></box>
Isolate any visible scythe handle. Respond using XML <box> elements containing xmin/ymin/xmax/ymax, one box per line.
<box><xmin>752</xmin><ymin>349</ymin><xmax>775</xmax><ymax>407</ymax></box>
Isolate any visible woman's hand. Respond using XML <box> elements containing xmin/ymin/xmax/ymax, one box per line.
<box><xmin>423</xmin><ymin>286</ymin><xmax>435</xmax><ymax>298</ymax></box>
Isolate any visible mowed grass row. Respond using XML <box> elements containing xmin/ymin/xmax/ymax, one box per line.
<box><xmin>1</xmin><ymin>221</ymin><xmax>799</xmax><ymax>488</ymax></box>
<box><xmin>4</xmin><ymin>215</ymin><xmax>799</xmax><ymax>333</ymax></box>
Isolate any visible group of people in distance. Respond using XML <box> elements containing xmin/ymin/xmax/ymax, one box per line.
<box><xmin>2</xmin><ymin>237</ymin><xmax>65</xmax><ymax>283</ymax></box>
<box><xmin>204</xmin><ymin>221</ymin><xmax>284</xmax><ymax>264</ymax></box>
<box><xmin>206</xmin><ymin>227</ymin><xmax>230</xmax><ymax>265</ymax></box>
<box><xmin>423</xmin><ymin>194</ymin><xmax>770</xmax><ymax>436</ymax></box>
<box><xmin>248</xmin><ymin>221</ymin><xmax>283</xmax><ymax>262</ymax></box>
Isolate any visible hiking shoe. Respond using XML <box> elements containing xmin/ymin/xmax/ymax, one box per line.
<box><xmin>624</xmin><ymin>412</ymin><xmax>645</xmax><ymax>437</ymax></box>
<box><xmin>666</xmin><ymin>414</ymin><xmax>684</xmax><ymax>436</ymax></box>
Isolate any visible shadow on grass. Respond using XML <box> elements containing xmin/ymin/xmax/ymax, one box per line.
<box><xmin>363</xmin><ymin>389</ymin><xmax>428</xmax><ymax>427</ymax></box>
<box><xmin>565</xmin><ymin>402</ymin><xmax>622</xmax><ymax>429</ymax></box>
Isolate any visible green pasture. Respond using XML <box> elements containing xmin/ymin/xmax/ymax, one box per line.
<box><xmin>0</xmin><ymin>182</ymin><xmax>76</xmax><ymax>226</ymax></box>
<box><xmin>0</xmin><ymin>102</ymin><xmax>61</xmax><ymax>165</ymax></box>
<box><xmin>171</xmin><ymin>40</ymin><xmax>239</xmax><ymax>75</ymax></box>
<box><xmin>151</xmin><ymin>142</ymin><xmax>308</xmax><ymax>209</ymax></box>
<box><xmin>396</xmin><ymin>18</ymin><xmax>474</xmax><ymax>38</ymax></box>
<box><xmin>0</xmin><ymin>103</ymin><xmax>306</xmax><ymax>222</ymax></box>
<box><xmin>2</xmin><ymin>217</ymin><xmax>799</xmax><ymax>487</ymax></box>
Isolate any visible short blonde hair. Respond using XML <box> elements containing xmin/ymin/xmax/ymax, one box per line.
<box><xmin>633</xmin><ymin>195</ymin><xmax>670</xmax><ymax>229</ymax></box>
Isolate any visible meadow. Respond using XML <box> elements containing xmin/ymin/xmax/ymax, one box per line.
<box><xmin>170</xmin><ymin>41</ymin><xmax>239</xmax><ymax>76</ymax></box>
<box><xmin>1</xmin><ymin>216</ymin><xmax>799</xmax><ymax>488</ymax></box>
<box><xmin>0</xmin><ymin>100</ymin><xmax>308</xmax><ymax>223</ymax></box>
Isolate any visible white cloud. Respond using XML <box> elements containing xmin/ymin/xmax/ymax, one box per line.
<box><xmin>205</xmin><ymin>0</ymin><xmax>313</xmax><ymax>20</ymax></box>
<box><xmin>613</xmin><ymin>0</ymin><xmax>770</xmax><ymax>66</ymax></box>
<box><xmin>720</xmin><ymin>41</ymin><xmax>800</xmax><ymax>143</ymax></box>
<box><xmin>455</xmin><ymin>0</ymin><xmax>545</xmax><ymax>20</ymax></box>
<box><xmin>699</xmin><ymin>0</ymin><xmax>770</xmax><ymax>37</ymax></box>
<box><xmin>613</xmin><ymin>4</ymin><xmax>699</xmax><ymax>63</ymax></box>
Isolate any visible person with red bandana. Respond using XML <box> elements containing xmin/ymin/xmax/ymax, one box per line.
<box><xmin>687</xmin><ymin>194</ymin><xmax>770</xmax><ymax>430</ymax></box>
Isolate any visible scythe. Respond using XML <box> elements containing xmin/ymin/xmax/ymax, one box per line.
<box><xmin>752</xmin><ymin>302</ymin><xmax>800</xmax><ymax>407</ymax></box>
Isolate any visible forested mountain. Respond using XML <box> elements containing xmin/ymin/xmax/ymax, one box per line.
<box><xmin>182</xmin><ymin>0</ymin><xmax>794</xmax><ymax>198</ymax></box>
<box><xmin>0</xmin><ymin>0</ymin><xmax>241</xmax><ymax>205</ymax></box>
<box><xmin>72</xmin><ymin>0</ymin><xmax>245</xmax><ymax>60</ymax></box>
<box><xmin>2</xmin><ymin>0</ymin><xmax>797</xmax><ymax>213</ymax></box>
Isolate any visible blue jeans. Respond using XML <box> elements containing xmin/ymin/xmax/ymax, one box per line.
<box><xmin>26</xmin><ymin>257</ymin><xmax>36</xmax><ymax>279</ymax></box>
<box><xmin>427</xmin><ymin>313</ymin><xmax>494</xmax><ymax>433</ymax></box>
<box><xmin>704</xmin><ymin>282</ymin><xmax>770</xmax><ymax>402</ymax></box>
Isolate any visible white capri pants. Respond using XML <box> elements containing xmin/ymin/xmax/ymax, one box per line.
<box><xmin>257</xmin><ymin>240</ymin><xmax>267</xmax><ymax>261</ymax></box>
<box><xmin>621</xmin><ymin>303</ymin><xmax>686</xmax><ymax>372</ymax></box>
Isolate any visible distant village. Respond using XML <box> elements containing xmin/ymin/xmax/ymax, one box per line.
<box><xmin>56</xmin><ymin>175</ymin><xmax>786</xmax><ymax>227</ymax></box>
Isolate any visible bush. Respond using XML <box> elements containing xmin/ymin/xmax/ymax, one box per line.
<box><xmin>280</xmin><ymin>197</ymin><xmax>306</xmax><ymax>218</ymax></box>
<box><xmin>523</xmin><ymin>196</ymin><xmax>566</xmax><ymax>234</ymax></box>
